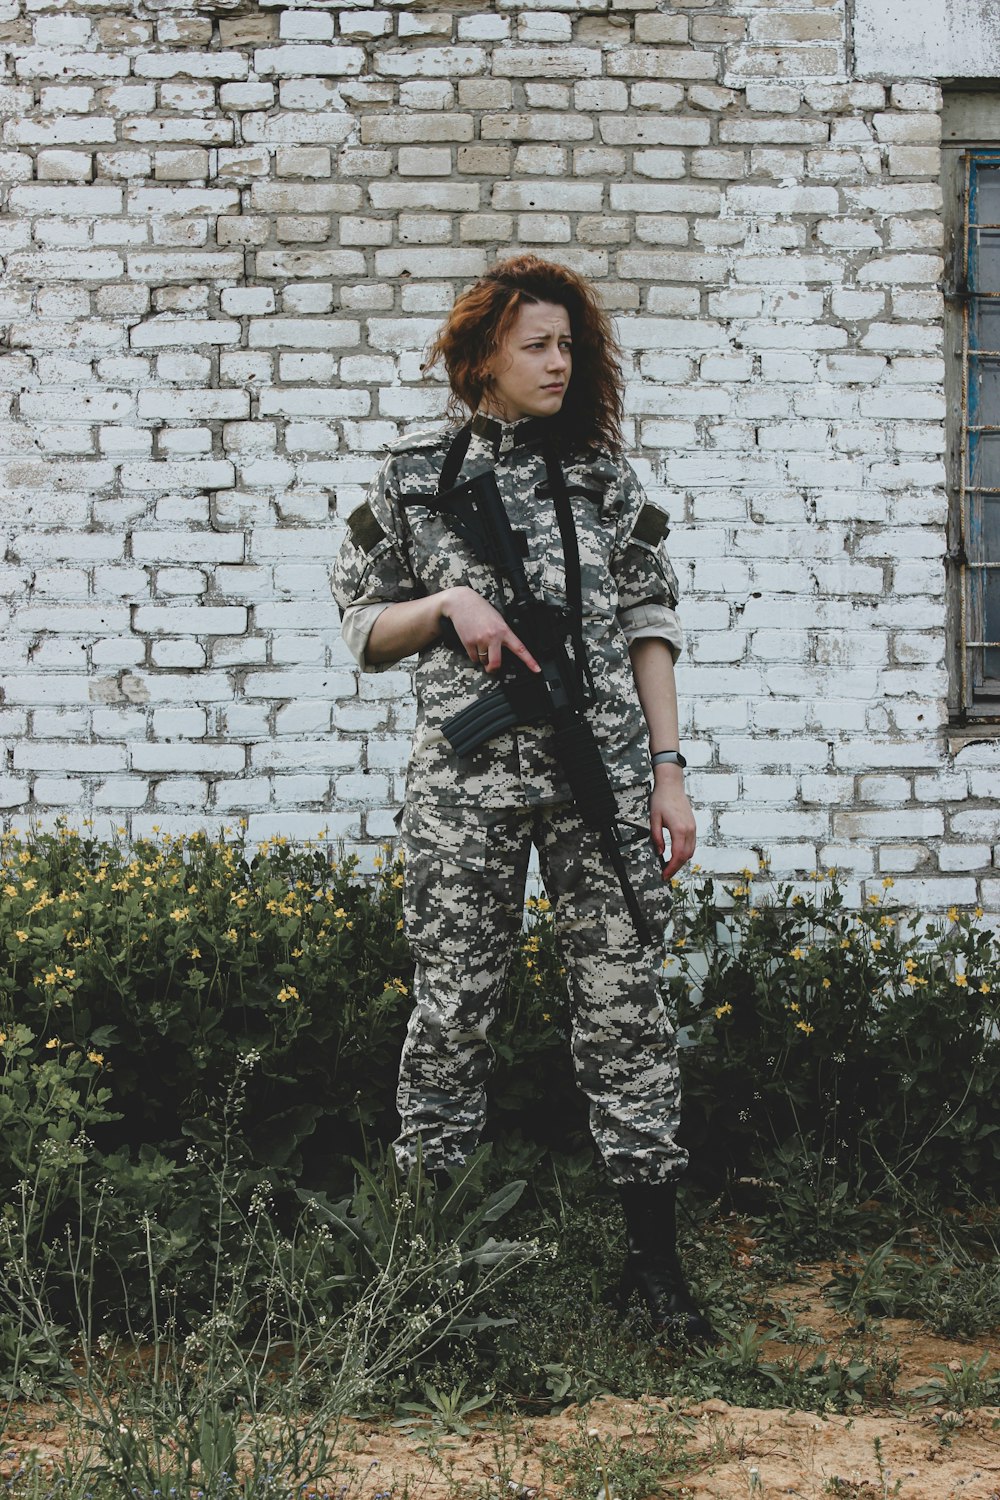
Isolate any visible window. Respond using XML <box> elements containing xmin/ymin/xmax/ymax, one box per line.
<box><xmin>945</xmin><ymin>96</ymin><xmax>1000</xmax><ymax>718</ymax></box>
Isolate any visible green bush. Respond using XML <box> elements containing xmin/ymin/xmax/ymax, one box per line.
<box><xmin>2</xmin><ymin>824</ymin><xmax>999</xmax><ymax>1346</ymax></box>
<box><xmin>0</xmin><ymin>823</ymin><xmax>412</xmax><ymax>1179</ymax></box>
<box><xmin>668</xmin><ymin>863</ymin><xmax>1000</xmax><ymax>1210</ymax></box>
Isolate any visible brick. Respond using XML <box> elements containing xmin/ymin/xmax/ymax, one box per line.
<box><xmin>481</xmin><ymin>111</ymin><xmax>593</xmax><ymax>143</ymax></box>
<box><xmin>125</xmin><ymin>253</ymin><xmax>243</xmax><ymax>285</ymax></box>
<box><xmin>8</xmin><ymin>185</ymin><xmax>122</xmax><ymax>215</ymax></box>
<box><xmin>135</xmin><ymin>53</ymin><xmax>247</xmax><ymax>81</ymax></box>
<box><xmin>374</xmin><ymin>47</ymin><xmax>486</xmax><ymax>78</ymax></box>
<box><xmin>16</xmin><ymin>51</ymin><xmax>129</xmax><ymax>80</ymax></box>
<box><xmin>361</xmin><ymin>113</ymin><xmax>473</xmax><ymax>144</ymax></box>
<box><xmin>458</xmin><ymin>146</ymin><xmax>511</xmax><ymax>175</ymax></box>
<box><xmin>368</xmin><ymin>182</ymin><xmax>481</xmax><ymax>212</ymax></box>
<box><xmin>134</xmin><ymin>606</ymin><xmax>247</xmax><ymax>635</ymax></box>
<box><xmin>131</xmin><ymin>319</ymin><xmax>239</xmax><ymax>348</ymax></box>
<box><xmin>599</xmin><ymin>115</ymin><xmax>710</xmax><ymax>145</ymax></box>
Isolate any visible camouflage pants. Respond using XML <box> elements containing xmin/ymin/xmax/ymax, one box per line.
<box><xmin>395</xmin><ymin>786</ymin><xmax>687</xmax><ymax>1185</ymax></box>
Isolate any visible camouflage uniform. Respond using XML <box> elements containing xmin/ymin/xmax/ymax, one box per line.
<box><xmin>332</xmin><ymin>413</ymin><xmax>688</xmax><ymax>1184</ymax></box>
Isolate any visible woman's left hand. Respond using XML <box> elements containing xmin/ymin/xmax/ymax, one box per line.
<box><xmin>649</xmin><ymin>768</ymin><xmax>696</xmax><ymax>881</ymax></box>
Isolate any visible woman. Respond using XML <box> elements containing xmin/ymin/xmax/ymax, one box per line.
<box><xmin>333</xmin><ymin>255</ymin><xmax>711</xmax><ymax>1342</ymax></box>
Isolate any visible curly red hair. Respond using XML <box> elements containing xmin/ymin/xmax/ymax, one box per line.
<box><xmin>423</xmin><ymin>254</ymin><xmax>625</xmax><ymax>454</ymax></box>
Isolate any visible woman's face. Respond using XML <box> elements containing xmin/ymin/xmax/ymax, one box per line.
<box><xmin>484</xmin><ymin>299</ymin><xmax>572</xmax><ymax>422</ymax></box>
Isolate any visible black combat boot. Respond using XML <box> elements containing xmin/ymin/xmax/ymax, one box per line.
<box><xmin>617</xmin><ymin>1180</ymin><xmax>717</xmax><ymax>1346</ymax></box>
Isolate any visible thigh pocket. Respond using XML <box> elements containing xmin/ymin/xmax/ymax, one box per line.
<box><xmin>401</xmin><ymin>802</ymin><xmax>489</xmax><ymax>957</ymax></box>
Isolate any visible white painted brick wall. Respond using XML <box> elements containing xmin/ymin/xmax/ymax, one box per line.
<box><xmin>0</xmin><ymin>0</ymin><xmax>992</xmax><ymax>909</ymax></box>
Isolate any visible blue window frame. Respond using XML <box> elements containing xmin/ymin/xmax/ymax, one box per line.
<box><xmin>961</xmin><ymin>151</ymin><xmax>1000</xmax><ymax>705</ymax></box>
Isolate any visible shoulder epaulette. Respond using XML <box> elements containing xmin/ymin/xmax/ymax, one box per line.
<box><xmin>632</xmin><ymin>503</ymin><xmax>670</xmax><ymax>547</ymax></box>
<box><xmin>346</xmin><ymin>500</ymin><xmax>387</xmax><ymax>555</ymax></box>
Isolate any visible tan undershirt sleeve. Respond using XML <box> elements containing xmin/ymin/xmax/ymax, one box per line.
<box><xmin>340</xmin><ymin>599</ymin><xmax>394</xmax><ymax>670</ymax></box>
<box><xmin>618</xmin><ymin>602</ymin><xmax>684</xmax><ymax>661</ymax></box>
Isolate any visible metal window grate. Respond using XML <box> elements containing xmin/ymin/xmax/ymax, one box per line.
<box><xmin>959</xmin><ymin>151</ymin><xmax>1000</xmax><ymax>705</ymax></box>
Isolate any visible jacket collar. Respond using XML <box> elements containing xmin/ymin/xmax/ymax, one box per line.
<box><xmin>471</xmin><ymin>411</ymin><xmax>555</xmax><ymax>456</ymax></box>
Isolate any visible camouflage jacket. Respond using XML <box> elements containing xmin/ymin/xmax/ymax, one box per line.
<box><xmin>332</xmin><ymin>413</ymin><xmax>683</xmax><ymax>810</ymax></box>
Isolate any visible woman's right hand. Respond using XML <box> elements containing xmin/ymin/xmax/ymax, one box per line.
<box><xmin>440</xmin><ymin>586</ymin><xmax>542</xmax><ymax>674</ymax></box>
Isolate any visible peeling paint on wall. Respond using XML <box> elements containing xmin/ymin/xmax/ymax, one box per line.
<box><xmin>854</xmin><ymin>0</ymin><xmax>1000</xmax><ymax>79</ymax></box>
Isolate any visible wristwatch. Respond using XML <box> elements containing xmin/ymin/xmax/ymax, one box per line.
<box><xmin>651</xmin><ymin>749</ymin><xmax>687</xmax><ymax>769</ymax></box>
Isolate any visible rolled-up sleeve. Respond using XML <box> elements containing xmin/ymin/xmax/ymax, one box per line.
<box><xmin>331</xmin><ymin>454</ymin><xmax>418</xmax><ymax>671</ymax></box>
<box><xmin>610</xmin><ymin>459</ymin><xmax>684</xmax><ymax>660</ymax></box>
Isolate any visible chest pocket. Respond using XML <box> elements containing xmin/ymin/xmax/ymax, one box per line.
<box><xmin>530</xmin><ymin>475</ymin><xmax>617</xmax><ymax>620</ymax></box>
<box><xmin>402</xmin><ymin>498</ymin><xmax>497</xmax><ymax>600</ymax></box>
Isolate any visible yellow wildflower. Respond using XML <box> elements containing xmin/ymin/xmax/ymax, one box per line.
<box><xmin>3</xmin><ymin>883</ymin><xmax>16</xmax><ymax>897</ymax></box>
<box><xmin>45</xmin><ymin>1037</ymin><xmax>59</xmax><ymax>1050</ymax></box>
<box><xmin>14</xmin><ymin>929</ymin><xmax>28</xmax><ymax>942</ymax></box>
<box><xmin>189</xmin><ymin>947</ymin><xmax>201</xmax><ymax>960</ymax></box>
<box><xmin>795</xmin><ymin>1020</ymin><xmax>815</xmax><ymax>1035</ymax></box>
<box><xmin>225</xmin><ymin>928</ymin><xmax>238</xmax><ymax>942</ymax></box>
<box><xmin>955</xmin><ymin>973</ymin><xmax>968</xmax><ymax>987</ymax></box>
<box><xmin>714</xmin><ymin>1003</ymin><xmax>733</xmax><ymax>1018</ymax></box>
<box><xmin>790</xmin><ymin>947</ymin><xmax>805</xmax><ymax>960</ymax></box>
<box><xmin>170</xmin><ymin>907</ymin><xmax>189</xmax><ymax>922</ymax></box>
<box><xmin>87</xmin><ymin>1051</ymin><xmax>104</xmax><ymax>1066</ymax></box>
<box><xmin>880</xmin><ymin>915</ymin><xmax>895</xmax><ymax>927</ymax></box>
<box><xmin>981</xmin><ymin>982</ymin><xmax>991</xmax><ymax>995</ymax></box>
<box><xmin>947</xmin><ymin>906</ymin><xmax>959</xmax><ymax>922</ymax></box>
<box><xmin>904</xmin><ymin>958</ymin><xmax>917</xmax><ymax>973</ymax></box>
<box><xmin>392</xmin><ymin>873</ymin><xmax>404</xmax><ymax>888</ymax></box>
<box><xmin>277</xmin><ymin>985</ymin><xmax>299</xmax><ymax>1004</ymax></box>
<box><xmin>542</xmin><ymin>1012</ymin><xmax>552</xmax><ymax>1022</ymax></box>
<box><xmin>872</xmin><ymin>939</ymin><xmax>882</xmax><ymax>951</ymax></box>
<box><xmin>22</xmin><ymin>878</ymin><xmax>36</xmax><ymax>892</ymax></box>
<box><xmin>790</xmin><ymin>1001</ymin><xmax>800</xmax><ymax>1012</ymax></box>
<box><xmin>882</xmin><ymin>877</ymin><xmax>895</xmax><ymax>889</ymax></box>
<box><xmin>822</xmin><ymin>978</ymin><xmax>831</xmax><ymax>989</ymax></box>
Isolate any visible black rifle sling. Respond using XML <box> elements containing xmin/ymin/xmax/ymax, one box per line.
<box><xmin>542</xmin><ymin>442</ymin><xmax>594</xmax><ymax>707</ymax></box>
<box><xmin>437</xmin><ymin>420</ymin><xmax>473</xmax><ymax>496</ymax></box>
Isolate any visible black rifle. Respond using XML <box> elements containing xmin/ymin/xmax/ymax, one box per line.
<box><xmin>413</xmin><ymin>465</ymin><xmax>659</xmax><ymax>949</ymax></box>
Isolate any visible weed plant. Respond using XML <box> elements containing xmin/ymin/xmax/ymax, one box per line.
<box><xmin>2</xmin><ymin>1070</ymin><xmax>537</xmax><ymax>1499</ymax></box>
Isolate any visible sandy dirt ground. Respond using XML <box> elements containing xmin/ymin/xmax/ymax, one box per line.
<box><xmin>4</xmin><ymin>1270</ymin><xmax>999</xmax><ymax>1500</ymax></box>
